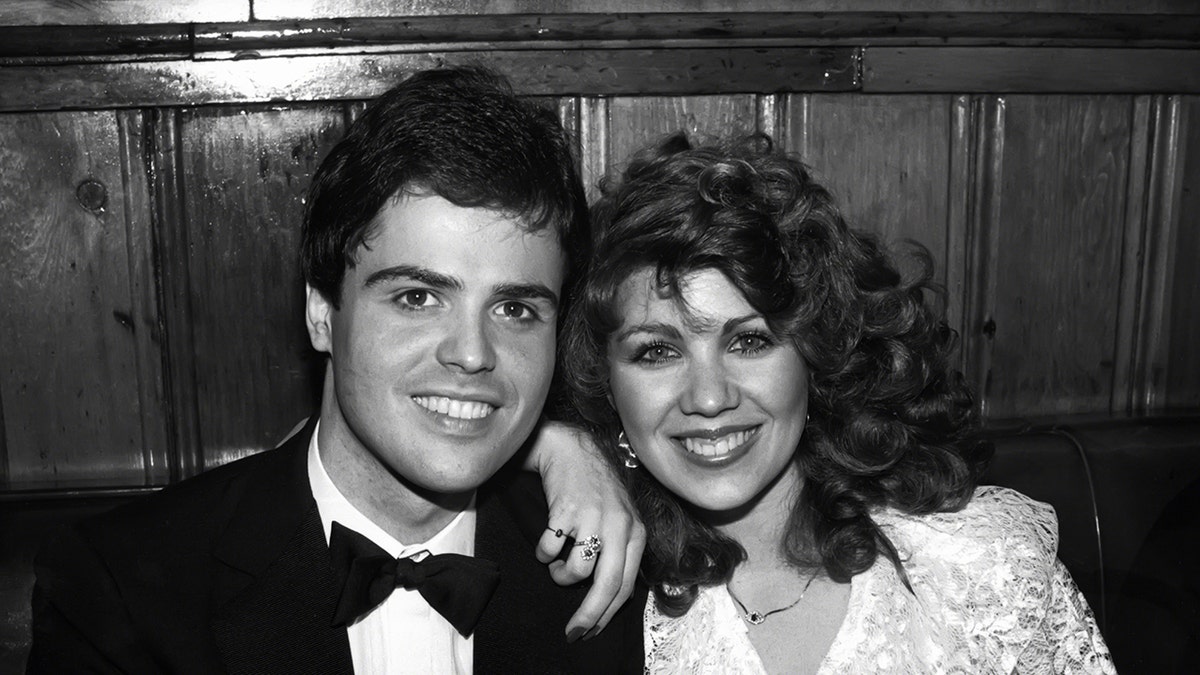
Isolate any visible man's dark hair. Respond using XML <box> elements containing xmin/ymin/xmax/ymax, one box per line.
<box><xmin>301</xmin><ymin>66</ymin><xmax>588</xmax><ymax>306</ymax></box>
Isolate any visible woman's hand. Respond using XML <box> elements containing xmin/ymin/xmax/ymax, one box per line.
<box><xmin>524</xmin><ymin>421</ymin><xmax>646</xmax><ymax>640</ymax></box>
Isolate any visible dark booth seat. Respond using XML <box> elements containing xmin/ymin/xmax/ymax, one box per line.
<box><xmin>1</xmin><ymin>417</ymin><xmax>1198</xmax><ymax>673</ymax></box>
<box><xmin>982</xmin><ymin>417</ymin><xmax>1200</xmax><ymax>674</ymax></box>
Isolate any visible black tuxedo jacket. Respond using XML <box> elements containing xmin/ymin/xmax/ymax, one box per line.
<box><xmin>29</xmin><ymin>422</ymin><xmax>645</xmax><ymax>673</ymax></box>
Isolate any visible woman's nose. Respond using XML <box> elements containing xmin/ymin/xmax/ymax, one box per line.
<box><xmin>679</xmin><ymin>360</ymin><xmax>739</xmax><ymax>417</ymax></box>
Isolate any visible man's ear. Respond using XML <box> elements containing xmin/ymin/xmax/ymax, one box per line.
<box><xmin>305</xmin><ymin>284</ymin><xmax>334</xmax><ymax>354</ymax></box>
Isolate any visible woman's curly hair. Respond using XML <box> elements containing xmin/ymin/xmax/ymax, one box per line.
<box><xmin>559</xmin><ymin>132</ymin><xmax>993</xmax><ymax>616</ymax></box>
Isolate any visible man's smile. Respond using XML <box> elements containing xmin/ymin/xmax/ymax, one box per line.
<box><xmin>412</xmin><ymin>395</ymin><xmax>497</xmax><ymax>420</ymax></box>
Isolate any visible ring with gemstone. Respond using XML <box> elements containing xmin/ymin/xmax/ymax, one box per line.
<box><xmin>573</xmin><ymin>535</ymin><xmax>602</xmax><ymax>561</ymax></box>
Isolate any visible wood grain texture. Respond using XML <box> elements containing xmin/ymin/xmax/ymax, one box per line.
<box><xmin>794</xmin><ymin>94</ymin><xmax>953</xmax><ymax>283</ymax></box>
<box><xmin>605</xmin><ymin>95</ymin><xmax>758</xmax><ymax>180</ymax></box>
<box><xmin>985</xmin><ymin>95</ymin><xmax>1133</xmax><ymax>419</ymax></box>
<box><xmin>7</xmin><ymin>12</ymin><xmax>1197</xmax><ymax>65</ymax></box>
<box><xmin>0</xmin><ymin>111</ymin><xmax>162</xmax><ymax>487</ymax></box>
<box><xmin>254</xmin><ymin>0</ymin><xmax>1200</xmax><ymax>21</ymax></box>
<box><xmin>864</xmin><ymin>47</ymin><xmax>1200</xmax><ymax>94</ymax></box>
<box><xmin>0</xmin><ymin>0</ymin><xmax>248</xmax><ymax>26</ymax></box>
<box><xmin>177</xmin><ymin>104</ymin><xmax>344</xmax><ymax>470</ymax></box>
<box><xmin>0</xmin><ymin>48</ymin><xmax>859</xmax><ymax>113</ymax></box>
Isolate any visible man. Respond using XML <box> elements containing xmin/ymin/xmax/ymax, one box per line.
<box><xmin>29</xmin><ymin>67</ymin><xmax>645</xmax><ymax>673</ymax></box>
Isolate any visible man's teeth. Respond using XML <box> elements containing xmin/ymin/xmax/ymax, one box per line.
<box><xmin>680</xmin><ymin>430</ymin><xmax>754</xmax><ymax>456</ymax></box>
<box><xmin>412</xmin><ymin>396</ymin><xmax>495</xmax><ymax>420</ymax></box>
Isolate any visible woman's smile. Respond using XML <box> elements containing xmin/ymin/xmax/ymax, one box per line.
<box><xmin>606</xmin><ymin>268</ymin><xmax>809</xmax><ymax>513</ymax></box>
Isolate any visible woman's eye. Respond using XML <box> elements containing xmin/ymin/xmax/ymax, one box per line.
<box><xmin>732</xmin><ymin>333</ymin><xmax>772</xmax><ymax>354</ymax></box>
<box><xmin>634</xmin><ymin>343</ymin><xmax>678</xmax><ymax>365</ymax></box>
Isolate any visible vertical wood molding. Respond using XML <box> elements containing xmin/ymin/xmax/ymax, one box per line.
<box><xmin>116</xmin><ymin>109</ymin><xmax>171</xmax><ymax>486</ymax></box>
<box><xmin>0</xmin><ymin>349</ymin><xmax>7</xmax><ymax>485</ymax></box>
<box><xmin>1112</xmin><ymin>96</ymin><xmax>1153</xmax><ymax>416</ymax></box>
<box><xmin>579</xmin><ymin>96</ymin><xmax>610</xmax><ymax>202</ymax></box>
<box><xmin>149</xmin><ymin>108</ymin><xmax>204</xmax><ymax>481</ymax></box>
<box><xmin>345</xmin><ymin>100</ymin><xmax>368</xmax><ymax>125</ymax></box>
<box><xmin>1164</xmin><ymin>98</ymin><xmax>1198</xmax><ymax>409</ymax></box>
<box><xmin>945</xmin><ymin>95</ymin><xmax>973</xmax><ymax>369</ymax></box>
<box><xmin>789</xmin><ymin>94</ymin><xmax>812</xmax><ymax>162</ymax></box>
<box><xmin>1129</xmin><ymin>95</ymin><xmax>1185</xmax><ymax>413</ymax></box>
<box><xmin>755</xmin><ymin>94</ymin><xmax>784</xmax><ymax>142</ymax></box>
<box><xmin>962</xmin><ymin>95</ymin><xmax>1005</xmax><ymax>422</ymax></box>
<box><xmin>555</xmin><ymin>96</ymin><xmax>582</xmax><ymax>182</ymax></box>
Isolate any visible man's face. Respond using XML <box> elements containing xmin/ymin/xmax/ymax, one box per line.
<box><xmin>307</xmin><ymin>193</ymin><xmax>566</xmax><ymax>498</ymax></box>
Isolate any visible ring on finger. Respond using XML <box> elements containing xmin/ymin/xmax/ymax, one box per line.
<box><xmin>546</xmin><ymin>526</ymin><xmax>566</xmax><ymax>538</ymax></box>
<box><xmin>572</xmin><ymin>535</ymin><xmax>602</xmax><ymax>561</ymax></box>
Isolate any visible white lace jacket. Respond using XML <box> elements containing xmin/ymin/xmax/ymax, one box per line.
<box><xmin>644</xmin><ymin>486</ymin><xmax>1116</xmax><ymax>674</ymax></box>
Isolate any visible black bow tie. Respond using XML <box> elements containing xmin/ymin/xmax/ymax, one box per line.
<box><xmin>328</xmin><ymin>521</ymin><xmax>500</xmax><ymax>636</ymax></box>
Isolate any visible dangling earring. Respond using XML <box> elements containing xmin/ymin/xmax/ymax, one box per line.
<box><xmin>617</xmin><ymin>431</ymin><xmax>639</xmax><ymax>469</ymax></box>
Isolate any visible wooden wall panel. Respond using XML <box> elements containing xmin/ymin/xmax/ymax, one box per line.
<box><xmin>1165</xmin><ymin>96</ymin><xmax>1199</xmax><ymax>410</ymax></box>
<box><xmin>255</xmin><ymin>0</ymin><xmax>1200</xmax><ymax>21</ymax></box>
<box><xmin>178</xmin><ymin>105</ymin><xmax>345</xmax><ymax>470</ymax></box>
<box><xmin>984</xmin><ymin>95</ymin><xmax>1133</xmax><ymax>419</ymax></box>
<box><xmin>603</xmin><ymin>95</ymin><xmax>758</xmax><ymax>181</ymax></box>
<box><xmin>0</xmin><ymin>48</ymin><xmax>857</xmax><ymax>113</ymax></box>
<box><xmin>0</xmin><ymin>0</ymin><xmax>248</xmax><ymax>26</ymax></box>
<box><xmin>864</xmin><ymin>47</ymin><xmax>1200</xmax><ymax>94</ymax></box>
<box><xmin>791</xmin><ymin>94</ymin><xmax>954</xmax><ymax>282</ymax></box>
<box><xmin>0</xmin><ymin>111</ymin><xmax>165</xmax><ymax>488</ymax></box>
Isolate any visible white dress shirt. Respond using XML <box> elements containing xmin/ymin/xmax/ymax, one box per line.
<box><xmin>308</xmin><ymin>423</ymin><xmax>476</xmax><ymax>674</ymax></box>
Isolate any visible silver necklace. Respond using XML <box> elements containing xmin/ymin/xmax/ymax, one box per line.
<box><xmin>728</xmin><ymin>573</ymin><xmax>817</xmax><ymax>625</ymax></box>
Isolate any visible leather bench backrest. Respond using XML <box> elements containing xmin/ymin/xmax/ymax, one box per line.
<box><xmin>981</xmin><ymin>430</ymin><xmax>1105</xmax><ymax>627</ymax></box>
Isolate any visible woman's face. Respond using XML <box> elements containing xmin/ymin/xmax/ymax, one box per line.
<box><xmin>605</xmin><ymin>267</ymin><xmax>809</xmax><ymax>514</ymax></box>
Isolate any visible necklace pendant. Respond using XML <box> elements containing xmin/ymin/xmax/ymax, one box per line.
<box><xmin>746</xmin><ymin>611</ymin><xmax>766</xmax><ymax>625</ymax></box>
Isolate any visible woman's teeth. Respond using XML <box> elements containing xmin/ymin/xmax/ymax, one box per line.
<box><xmin>680</xmin><ymin>429</ymin><xmax>754</xmax><ymax>456</ymax></box>
<box><xmin>412</xmin><ymin>396</ymin><xmax>495</xmax><ymax>420</ymax></box>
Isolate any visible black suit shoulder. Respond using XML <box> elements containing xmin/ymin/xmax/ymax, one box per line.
<box><xmin>29</xmin><ymin>443</ymin><xmax>312</xmax><ymax>674</ymax></box>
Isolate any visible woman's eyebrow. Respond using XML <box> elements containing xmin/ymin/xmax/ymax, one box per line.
<box><xmin>614</xmin><ymin>322</ymin><xmax>682</xmax><ymax>342</ymax></box>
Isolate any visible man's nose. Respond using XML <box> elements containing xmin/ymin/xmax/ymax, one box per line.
<box><xmin>435</xmin><ymin>314</ymin><xmax>497</xmax><ymax>374</ymax></box>
<box><xmin>679</xmin><ymin>359</ymin><xmax>739</xmax><ymax>417</ymax></box>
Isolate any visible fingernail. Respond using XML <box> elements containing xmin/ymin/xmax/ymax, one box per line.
<box><xmin>566</xmin><ymin>627</ymin><xmax>584</xmax><ymax>643</ymax></box>
<box><xmin>582</xmin><ymin>627</ymin><xmax>599</xmax><ymax>641</ymax></box>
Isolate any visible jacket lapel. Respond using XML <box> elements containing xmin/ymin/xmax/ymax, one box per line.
<box><xmin>209</xmin><ymin>419</ymin><xmax>354</xmax><ymax>674</ymax></box>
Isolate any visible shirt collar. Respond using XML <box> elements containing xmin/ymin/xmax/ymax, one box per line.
<box><xmin>307</xmin><ymin>419</ymin><xmax>475</xmax><ymax>559</ymax></box>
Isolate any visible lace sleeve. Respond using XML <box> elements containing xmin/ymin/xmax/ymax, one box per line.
<box><xmin>1014</xmin><ymin>559</ymin><xmax>1115</xmax><ymax>673</ymax></box>
<box><xmin>857</xmin><ymin>486</ymin><xmax>1117</xmax><ymax>674</ymax></box>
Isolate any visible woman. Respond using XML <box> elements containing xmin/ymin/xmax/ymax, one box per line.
<box><xmin>561</xmin><ymin>133</ymin><xmax>1115</xmax><ymax>673</ymax></box>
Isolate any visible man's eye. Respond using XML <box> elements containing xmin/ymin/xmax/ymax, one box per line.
<box><xmin>495</xmin><ymin>301</ymin><xmax>537</xmax><ymax>321</ymax></box>
<box><xmin>396</xmin><ymin>289</ymin><xmax>437</xmax><ymax>309</ymax></box>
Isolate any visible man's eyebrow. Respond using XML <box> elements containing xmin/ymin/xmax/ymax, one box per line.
<box><xmin>363</xmin><ymin>265</ymin><xmax>462</xmax><ymax>291</ymax></box>
<box><xmin>494</xmin><ymin>283</ymin><xmax>560</xmax><ymax>310</ymax></box>
<box><xmin>614</xmin><ymin>322</ymin><xmax>682</xmax><ymax>343</ymax></box>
